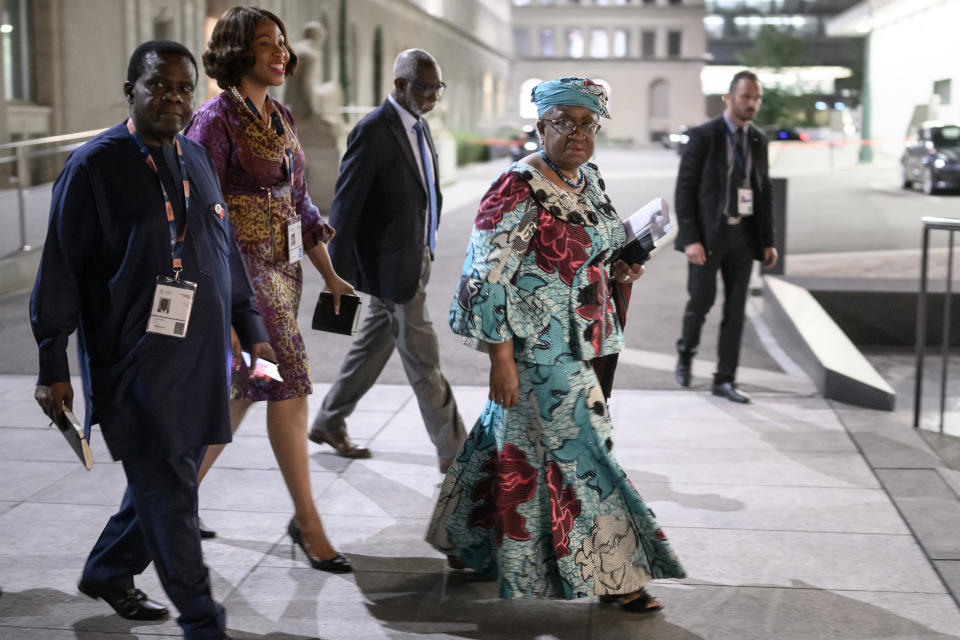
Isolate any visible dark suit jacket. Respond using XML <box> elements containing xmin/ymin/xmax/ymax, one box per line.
<box><xmin>674</xmin><ymin>116</ymin><xmax>775</xmax><ymax>260</ymax></box>
<box><xmin>328</xmin><ymin>98</ymin><xmax>442</xmax><ymax>304</ymax></box>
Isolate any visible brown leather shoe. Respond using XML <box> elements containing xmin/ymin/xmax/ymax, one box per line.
<box><xmin>308</xmin><ymin>429</ymin><xmax>371</xmax><ymax>458</ymax></box>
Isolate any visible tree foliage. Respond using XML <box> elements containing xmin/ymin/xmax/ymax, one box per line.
<box><xmin>736</xmin><ymin>26</ymin><xmax>813</xmax><ymax>128</ymax></box>
<box><xmin>372</xmin><ymin>25</ymin><xmax>383</xmax><ymax>104</ymax></box>
<box><xmin>338</xmin><ymin>0</ymin><xmax>349</xmax><ymax>108</ymax></box>
<box><xmin>737</xmin><ymin>26</ymin><xmax>810</xmax><ymax>70</ymax></box>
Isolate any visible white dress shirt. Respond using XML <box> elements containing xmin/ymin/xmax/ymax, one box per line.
<box><xmin>388</xmin><ymin>93</ymin><xmax>435</xmax><ymax>245</ymax></box>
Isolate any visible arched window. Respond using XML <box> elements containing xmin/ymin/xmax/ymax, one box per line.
<box><xmin>482</xmin><ymin>72</ymin><xmax>495</xmax><ymax>120</ymax></box>
<box><xmin>497</xmin><ymin>77</ymin><xmax>507</xmax><ymax>118</ymax></box>
<box><xmin>153</xmin><ymin>7</ymin><xmax>173</xmax><ymax>40</ymax></box>
<box><xmin>519</xmin><ymin>77</ymin><xmax>543</xmax><ymax>119</ymax></box>
<box><xmin>649</xmin><ymin>78</ymin><xmax>669</xmax><ymax>119</ymax></box>
<box><xmin>566</xmin><ymin>29</ymin><xmax>584</xmax><ymax>58</ymax></box>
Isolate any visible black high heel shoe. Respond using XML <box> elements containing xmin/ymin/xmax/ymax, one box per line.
<box><xmin>286</xmin><ymin>518</ymin><xmax>353</xmax><ymax>573</ymax></box>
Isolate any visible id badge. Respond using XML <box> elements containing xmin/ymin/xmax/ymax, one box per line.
<box><xmin>737</xmin><ymin>187</ymin><xmax>754</xmax><ymax>216</ymax></box>
<box><xmin>146</xmin><ymin>276</ymin><xmax>197</xmax><ymax>338</ymax></box>
<box><xmin>287</xmin><ymin>216</ymin><xmax>303</xmax><ymax>264</ymax></box>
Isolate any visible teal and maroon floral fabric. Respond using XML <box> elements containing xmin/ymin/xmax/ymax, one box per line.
<box><xmin>428</xmin><ymin>163</ymin><xmax>685</xmax><ymax>599</ymax></box>
<box><xmin>449</xmin><ymin>162</ymin><xmax>626</xmax><ymax>365</ymax></box>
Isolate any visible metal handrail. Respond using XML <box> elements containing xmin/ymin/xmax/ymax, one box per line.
<box><xmin>913</xmin><ymin>215</ymin><xmax>960</xmax><ymax>431</ymax></box>
<box><xmin>0</xmin><ymin>128</ymin><xmax>104</xmax><ymax>151</ymax></box>
<box><xmin>3</xmin><ymin>128</ymin><xmax>106</xmax><ymax>251</ymax></box>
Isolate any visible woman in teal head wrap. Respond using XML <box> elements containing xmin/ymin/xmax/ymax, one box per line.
<box><xmin>428</xmin><ymin>77</ymin><xmax>685</xmax><ymax>612</ymax></box>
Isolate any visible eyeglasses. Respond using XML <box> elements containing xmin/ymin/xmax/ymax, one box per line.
<box><xmin>543</xmin><ymin>118</ymin><xmax>601</xmax><ymax>137</ymax></box>
<box><xmin>404</xmin><ymin>79</ymin><xmax>447</xmax><ymax>97</ymax></box>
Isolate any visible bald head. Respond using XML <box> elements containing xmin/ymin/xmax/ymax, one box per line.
<box><xmin>393</xmin><ymin>49</ymin><xmax>439</xmax><ymax>81</ymax></box>
<box><xmin>391</xmin><ymin>48</ymin><xmax>443</xmax><ymax>116</ymax></box>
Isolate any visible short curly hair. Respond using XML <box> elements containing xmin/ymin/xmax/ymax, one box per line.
<box><xmin>202</xmin><ymin>6</ymin><xmax>298</xmax><ymax>90</ymax></box>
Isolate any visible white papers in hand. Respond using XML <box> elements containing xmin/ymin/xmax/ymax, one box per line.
<box><xmin>623</xmin><ymin>197</ymin><xmax>675</xmax><ymax>248</ymax></box>
<box><xmin>241</xmin><ymin>351</ymin><xmax>284</xmax><ymax>381</ymax></box>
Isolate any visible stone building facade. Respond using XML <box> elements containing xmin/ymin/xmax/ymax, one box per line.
<box><xmin>1</xmin><ymin>0</ymin><xmax>513</xmax><ymax>141</ymax></box>
<box><xmin>510</xmin><ymin>0</ymin><xmax>708</xmax><ymax>143</ymax></box>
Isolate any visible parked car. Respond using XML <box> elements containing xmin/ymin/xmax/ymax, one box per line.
<box><xmin>764</xmin><ymin>126</ymin><xmax>810</xmax><ymax>142</ymax></box>
<box><xmin>901</xmin><ymin>122</ymin><xmax>960</xmax><ymax>195</ymax></box>
<box><xmin>510</xmin><ymin>125</ymin><xmax>539</xmax><ymax>162</ymax></box>
<box><xmin>666</xmin><ymin>125</ymin><xmax>690</xmax><ymax>155</ymax></box>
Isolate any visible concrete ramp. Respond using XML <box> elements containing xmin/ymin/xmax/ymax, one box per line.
<box><xmin>763</xmin><ymin>276</ymin><xmax>896</xmax><ymax>411</ymax></box>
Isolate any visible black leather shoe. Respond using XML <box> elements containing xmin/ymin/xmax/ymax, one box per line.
<box><xmin>78</xmin><ymin>579</ymin><xmax>169</xmax><ymax>621</ymax></box>
<box><xmin>712</xmin><ymin>381</ymin><xmax>751</xmax><ymax>404</ymax></box>
<box><xmin>675</xmin><ymin>341</ymin><xmax>694</xmax><ymax>387</ymax></box>
<box><xmin>198</xmin><ymin>517</ymin><xmax>216</xmax><ymax>540</ymax></box>
<box><xmin>675</xmin><ymin>355</ymin><xmax>692</xmax><ymax>387</ymax></box>
<box><xmin>308</xmin><ymin>429</ymin><xmax>371</xmax><ymax>459</ymax></box>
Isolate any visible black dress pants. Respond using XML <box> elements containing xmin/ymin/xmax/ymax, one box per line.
<box><xmin>82</xmin><ymin>444</ymin><xmax>225</xmax><ymax>640</ymax></box>
<box><xmin>679</xmin><ymin>223</ymin><xmax>754</xmax><ymax>383</ymax></box>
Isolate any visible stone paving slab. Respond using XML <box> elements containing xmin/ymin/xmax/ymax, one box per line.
<box><xmin>640</xmin><ymin>483</ymin><xmax>909</xmax><ymax>534</ymax></box>
<box><xmin>877</xmin><ymin>469</ymin><xmax>960</xmax><ymax>561</ymax></box>
<box><xmin>1</xmin><ymin>376</ymin><xmax>959</xmax><ymax>639</ymax></box>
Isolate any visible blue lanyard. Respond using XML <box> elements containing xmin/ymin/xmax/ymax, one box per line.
<box><xmin>724</xmin><ymin>122</ymin><xmax>750</xmax><ymax>176</ymax></box>
<box><xmin>126</xmin><ymin>118</ymin><xmax>189</xmax><ymax>277</ymax></box>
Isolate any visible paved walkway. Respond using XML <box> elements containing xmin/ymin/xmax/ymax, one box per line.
<box><xmin>4</xmin><ymin>146</ymin><xmax>960</xmax><ymax>638</ymax></box>
<box><xmin>1</xmin><ymin>371</ymin><xmax>959</xmax><ymax>639</ymax></box>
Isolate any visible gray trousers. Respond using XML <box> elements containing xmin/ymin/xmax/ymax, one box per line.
<box><xmin>315</xmin><ymin>248</ymin><xmax>466</xmax><ymax>460</ymax></box>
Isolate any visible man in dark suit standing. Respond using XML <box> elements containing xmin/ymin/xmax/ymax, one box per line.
<box><xmin>310</xmin><ymin>49</ymin><xmax>465</xmax><ymax>469</ymax></box>
<box><xmin>674</xmin><ymin>70</ymin><xmax>778</xmax><ymax>404</ymax></box>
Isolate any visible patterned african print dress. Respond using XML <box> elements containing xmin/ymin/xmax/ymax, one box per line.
<box><xmin>426</xmin><ymin>162</ymin><xmax>686</xmax><ymax>599</ymax></box>
<box><xmin>184</xmin><ymin>91</ymin><xmax>333</xmax><ymax>401</ymax></box>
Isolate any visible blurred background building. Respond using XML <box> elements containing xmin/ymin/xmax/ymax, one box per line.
<box><xmin>510</xmin><ymin>0</ymin><xmax>708</xmax><ymax>144</ymax></box>
<box><xmin>829</xmin><ymin>0</ymin><xmax>960</xmax><ymax>157</ymax></box>
<box><xmin>0</xmin><ymin>0</ymin><xmax>513</xmax><ymax>144</ymax></box>
<box><xmin>700</xmin><ymin>0</ymin><xmax>865</xmax><ymax>128</ymax></box>
<box><xmin>704</xmin><ymin>0</ymin><xmax>862</xmax><ymax>67</ymax></box>
<box><xmin>0</xmin><ymin>0</ymin><xmax>901</xmax><ymax>158</ymax></box>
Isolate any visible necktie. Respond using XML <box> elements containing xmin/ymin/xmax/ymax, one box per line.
<box><xmin>413</xmin><ymin>120</ymin><xmax>437</xmax><ymax>256</ymax></box>
<box><xmin>729</xmin><ymin>127</ymin><xmax>745</xmax><ymax>218</ymax></box>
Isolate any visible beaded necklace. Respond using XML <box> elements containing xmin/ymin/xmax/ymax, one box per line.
<box><xmin>539</xmin><ymin>148</ymin><xmax>584</xmax><ymax>190</ymax></box>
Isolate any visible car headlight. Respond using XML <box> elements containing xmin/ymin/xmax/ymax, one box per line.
<box><xmin>934</xmin><ymin>157</ymin><xmax>947</xmax><ymax>169</ymax></box>
<box><xmin>523</xmin><ymin>141</ymin><xmax>538</xmax><ymax>151</ymax></box>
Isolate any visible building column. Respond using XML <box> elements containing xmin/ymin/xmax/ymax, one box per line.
<box><xmin>0</xmin><ymin>7</ymin><xmax>9</xmax><ymax>145</ymax></box>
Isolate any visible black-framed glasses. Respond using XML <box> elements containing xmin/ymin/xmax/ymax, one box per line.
<box><xmin>404</xmin><ymin>79</ymin><xmax>447</xmax><ymax>97</ymax></box>
<box><xmin>543</xmin><ymin>118</ymin><xmax>601</xmax><ymax>137</ymax></box>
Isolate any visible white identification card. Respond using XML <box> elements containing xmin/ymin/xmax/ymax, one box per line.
<box><xmin>737</xmin><ymin>187</ymin><xmax>754</xmax><ymax>216</ymax></box>
<box><xmin>287</xmin><ymin>217</ymin><xmax>303</xmax><ymax>264</ymax></box>
<box><xmin>146</xmin><ymin>276</ymin><xmax>197</xmax><ymax>338</ymax></box>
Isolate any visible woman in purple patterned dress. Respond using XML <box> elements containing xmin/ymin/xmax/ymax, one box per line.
<box><xmin>184</xmin><ymin>6</ymin><xmax>354</xmax><ymax>572</ymax></box>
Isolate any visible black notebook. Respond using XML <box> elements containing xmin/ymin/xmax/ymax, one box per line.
<box><xmin>311</xmin><ymin>291</ymin><xmax>362</xmax><ymax>335</ymax></box>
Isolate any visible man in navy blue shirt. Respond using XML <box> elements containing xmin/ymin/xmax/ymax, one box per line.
<box><xmin>30</xmin><ymin>41</ymin><xmax>272</xmax><ymax>640</ymax></box>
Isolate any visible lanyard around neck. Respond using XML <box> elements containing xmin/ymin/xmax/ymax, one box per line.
<box><xmin>126</xmin><ymin>118</ymin><xmax>190</xmax><ymax>278</ymax></box>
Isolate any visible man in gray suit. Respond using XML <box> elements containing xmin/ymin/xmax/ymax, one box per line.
<box><xmin>309</xmin><ymin>49</ymin><xmax>465</xmax><ymax>471</ymax></box>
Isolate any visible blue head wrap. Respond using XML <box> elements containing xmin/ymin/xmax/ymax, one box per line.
<box><xmin>531</xmin><ymin>77</ymin><xmax>611</xmax><ymax>119</ymax></box>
